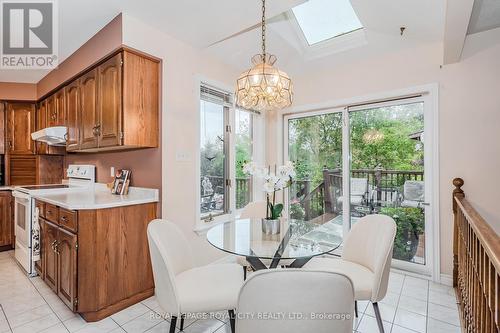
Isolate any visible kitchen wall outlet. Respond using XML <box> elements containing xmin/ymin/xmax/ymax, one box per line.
<box><xmin>110</xmin><ymin>167</ymin><xmax>115</xmax><ymax>177</ymax></box>
<box><xmin>176</xmin><ymin>151</ymin><xmax>191</xmax><ymax>162</ymax></box>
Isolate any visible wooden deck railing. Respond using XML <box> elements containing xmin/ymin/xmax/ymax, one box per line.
<box><xmin>452</xmin><ymin>178</ymin><xmax>500</xmax><ymax>333</ymax></box>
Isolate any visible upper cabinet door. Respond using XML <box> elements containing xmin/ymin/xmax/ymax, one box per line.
<box><xmin>79</xmin><ymin>69</ymin><xmax>98</xmax><ymax>150</ymax></box>
<box><xmin>97</xmin><ymin>53</ymin><xmax>122</xmax><ymax>148</ymax></box>
<box><xmin>46</xmin><ymin>95</ymin><xmax>56</xmax><ymax>127</ymax></box>
<box><xmin>65</xmin><ymin>81</ymin><xmax>80</xmax><ymax>151</ymax></box>
<box><xmin>36</xmin><ymin>100</ymin><xmax>48</xmax><ymax>154</ymax></box>
<box><xmin>54</xmin><ymin>89</ymin><xmax>66</xmax><ymax>126</ymax></box>
<box><xmin>46</xmin><ymin>90</ymin><xmax>65</xmax><ymax>127</ymax></box>
<box><xmin>6</xmin><ymin>102</ymin><xmax>36</xmax><ymax>155</ymax></box>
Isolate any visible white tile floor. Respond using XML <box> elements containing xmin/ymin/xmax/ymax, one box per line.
<box><xmin>0</xmin><ymin>251</ymin><xmax>462</xmax><ymax>333</ymax></box>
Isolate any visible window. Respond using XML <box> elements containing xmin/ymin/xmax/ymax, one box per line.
<box><xmin>199</xmin><ymin>84</ymin><xmax>256</xmax><ymax>220</ymax></box>
<box><xmin>200</xmin><ymin>84</ymin><xmax>230</xmax><ymax>219</ymax></box>
<box><xmin>292</xmin><ymin>0</ymin><xmax>363</xmax><ymax>45</ymax></box>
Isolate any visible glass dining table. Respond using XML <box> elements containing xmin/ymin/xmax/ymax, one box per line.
<box><xmin>206</xmin><ymin>218</ymin><xmax>343</xmax><ymax>271</ymax></box>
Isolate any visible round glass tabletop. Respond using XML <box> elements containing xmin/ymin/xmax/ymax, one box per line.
<box><xmin>206</xmin><ymin>218</ymin><xmax>342</xmax><ymax>260</ymax></box>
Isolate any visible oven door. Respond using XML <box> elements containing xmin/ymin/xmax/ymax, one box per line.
<box><xmin>12</xmin><ymin>190</ymin><xmax>33</xmax><ymax>273</ymax></box>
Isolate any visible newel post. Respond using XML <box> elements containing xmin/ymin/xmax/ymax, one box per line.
<box><xmin>452</xmin><ymin>178</ymin><xmax>464</xmax><ymax>287</ymax></box>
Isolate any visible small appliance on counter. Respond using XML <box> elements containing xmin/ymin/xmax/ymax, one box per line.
<box><xmin>12</xmin><ymin>164</ymin><xmax>95</xmax><ymax>275</ymax></box>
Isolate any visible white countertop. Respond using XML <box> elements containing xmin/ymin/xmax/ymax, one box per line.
<box><xmin>32</xmin><ymin>184</ymin><xmax>159</xmax><ymax>210</ymax></box>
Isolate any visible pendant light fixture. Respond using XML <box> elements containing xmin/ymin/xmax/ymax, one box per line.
<box><xmin>235</xmin><ymin>0</ymin><xmax>293</xmax><ymax>112</ymax></box>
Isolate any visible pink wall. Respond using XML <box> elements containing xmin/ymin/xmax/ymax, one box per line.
<box><xmin>37</xmin><ymin>13</ymin><xmax>123</xmax><ymax>98</ymax></box>
<box><xmin>64</xmin><ymin>148</ymin><xmax>161</xmax><ymax>188</ymax></box>
<box><xmin>0</xmin><ymin>82</ymin><xmax>37</xmax><ymax>100</ymax></box>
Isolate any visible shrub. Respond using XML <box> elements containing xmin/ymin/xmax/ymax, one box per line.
<box><xmin>379</xmin><ymin>207</ymin><xmax>425</xmax><ymax>261</ymax></box>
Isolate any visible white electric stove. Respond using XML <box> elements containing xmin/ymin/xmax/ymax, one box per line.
<box><xmin>12</xmin><ymin>164</ymin><xmax>95</xmax><ymax>275</ymax></box>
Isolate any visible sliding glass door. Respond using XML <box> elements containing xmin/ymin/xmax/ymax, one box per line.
<box><xmin>286</xmin><ymin>109</ymin><xmax>345</xmax><ymax>246</ymax></box>
<box><xmin>285</xmin><ymin>96</ymin><xmax>433</xmax><ymax>275</ymax></box>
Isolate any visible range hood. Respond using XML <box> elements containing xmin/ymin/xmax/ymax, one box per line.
<box><xmin>31</xmin><ymin>126</ymin><xmax>67</xmax><ymax>146</ymax></box>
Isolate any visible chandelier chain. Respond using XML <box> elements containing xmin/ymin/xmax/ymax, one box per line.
<box><xmin>261</xmin><ymin>0</ymin><xmax>266</xmax><ymax>61</ymax></box>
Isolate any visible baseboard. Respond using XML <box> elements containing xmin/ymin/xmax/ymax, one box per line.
<box><xmin>440</xmin><ymin>273</ymin><xmax>453</xmax><ymax>286</ymax></box>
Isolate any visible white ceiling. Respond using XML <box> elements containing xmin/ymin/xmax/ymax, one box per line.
<box><xmin>468</xmin><ymin>0</ymin><xmax>500</xmax><ymax>34</ymax></box>
<box><xmin>0</xmin><ymin>0</ymin><xmax>476</xmax><ymax>84</ymax></box>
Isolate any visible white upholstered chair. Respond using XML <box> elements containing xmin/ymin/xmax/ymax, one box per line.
<box><xmin>237</xmin><ymin>269</ymin><xmax>354</xmax><ymax>333</ymax></box>
<box><xmin>147</xmin><ymin>219</ymin><xmax>244</xmax><ymax>333</ymax></box>
<box><xmin>304</xmin><ymin>214</ymin><xmax>397</xmax><ymax>333</ymax></box>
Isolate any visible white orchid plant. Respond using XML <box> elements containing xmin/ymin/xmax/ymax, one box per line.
<box><xmin>242</xmin><ymin>161</ymin><xmax>296</xmax><ymax>220</ymax></box>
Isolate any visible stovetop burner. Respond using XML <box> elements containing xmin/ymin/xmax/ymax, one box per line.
<box><xmin>20</xmin><ymin>184</ymin><xmax>70</xmax><ymax>190</ymax></box>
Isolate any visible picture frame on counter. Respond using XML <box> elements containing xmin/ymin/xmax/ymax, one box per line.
<box><xmin>112</xmin><ymin>169</ymin><xmax>131</xmax><ymax>195</ymax></box>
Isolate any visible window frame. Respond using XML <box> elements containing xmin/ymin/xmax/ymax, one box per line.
<box><xmin>195</xmin><ymin>79</ymin><xmax>264</xmax><ymax>232</ymax></box>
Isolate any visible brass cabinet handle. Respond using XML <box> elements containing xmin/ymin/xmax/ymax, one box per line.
<box><xmin>55</xmin><ymin>241</ymin><xmax>60</xmax><ymax>254</ymax></box>
<box><xmin>51</xmin><ymin>240</ymin><xmax>57</xmax><ymax>251</ymax></box>
<box><xmin>92</xmin><ymin>124</ymin><xmax>101</xmax><ymax>137</ymax></box>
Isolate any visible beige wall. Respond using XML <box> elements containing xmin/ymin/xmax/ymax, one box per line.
<box><xmin>271</xmin><ymin>29</ymin><xmax>500</xmax><ymax>276</ymax></box>
<box><xmin>122</xmin><ymin>14</ymin><xmax>240</xmax><ymax>265</ymax></box>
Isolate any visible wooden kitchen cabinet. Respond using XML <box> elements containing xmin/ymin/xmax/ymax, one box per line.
<box><xmin>36</xmin><ymin>200</ymin><xmax>157</xmax><ymax>321</ymax></box>
<box><xmin>0</xmin><ymin>191</ymin><xmax>13</xmax><ymax>248</ymax></box>
<box><xmin>57</xmin><ymin>227</ymin><xmax>77</xmax><ymax>310</ymax></box>
<box><xmin>65</xmin><ymin>81</ymin><xmax>80</xmax><ymax>151</ymax></box>
<box><xmin>79</xmin><ymin>69</ymin><xmax>99</xmax><ymax>150</ymax></box>
<box><xmin>0</xmin><ymin>103</ymin><xmax>5</xmax><ymax>155</ymax></box>
<box><xmin>97</xmin><ymin>53</ymin><xmax>122</xmax><ymax>148</ymax></box>
<box><xmin>69</xmin><ymin>49</ymin><xmax>159</xmax><ymax>152</ymax></box>
<box><xmin>6</xmin><ymin>102</ymin><xmax>36</xmax><ymax>155</ymax></box>
<box><xmin>36</xmin><ymin>98</ymin><xmax>65</xmax><ymax>155</ymax></box>
<box><xmin>7</xmin><ymin>155</ymin><xmax>63</xmax><ymax>186</ymax></box>
<box><xmin>46</xmin><ymin>90</ymin><xmax>65</xmax><ymax>127</ymax></box>
<box><xmin>43</xmin><ymin>219</ymin><xmax>59</xmax><ymax>291</ymax></box>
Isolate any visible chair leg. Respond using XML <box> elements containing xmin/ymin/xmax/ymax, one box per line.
<box><xmin>355</xmin><ymin>301</ymin><xmax>358</xmax><ymax>318</ymax></box>
<box><xmin>372</xmin><ymin>302</ymin><xmax>385</xmax><ymax>333</ymax></box>
<box><xmin>169</xmin><ymin>316</ymin><xmax>177</xmax><ymax>333</ymax></box>
<box><xmin>228</xmin><ymin>309</ymin><xmax>235</xmax><ymax>333</ymax></box>
<box><xmin>180</xmin><ymin>314</ymin><xmax>185</xmax><ymax>331</ymax></box>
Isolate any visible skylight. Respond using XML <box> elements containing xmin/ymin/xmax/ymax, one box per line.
<box><xmin>292</xmin><ymin>0</ymin><xmax>363</xmax><ymax>45</ymax></box>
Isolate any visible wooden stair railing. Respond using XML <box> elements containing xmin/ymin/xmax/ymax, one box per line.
<box><xmin>452</xmin><ymin>178</ymin><xmax>500</xmax><ymax>333</ymax></box>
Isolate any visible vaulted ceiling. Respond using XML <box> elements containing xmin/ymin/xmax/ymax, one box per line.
<box><xmin>1</xmin><ymin>0</ymin><xmax>499</xmax><ymax>83</ymax></box>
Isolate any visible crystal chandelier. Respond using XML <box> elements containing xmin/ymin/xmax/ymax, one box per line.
<box><xmin>235</xmin><ymin>0</ymin><xmax>293</xmax><ymax>112</ymax></box>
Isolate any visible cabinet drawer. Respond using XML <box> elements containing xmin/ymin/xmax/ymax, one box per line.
<box><xmin>36</xmin><ymin>201</ymin><xmax>45</xmax><ymax>218</ymax></box>
<box><xmin>45</xmin><ymin>204</ymin><xmax>58</xmax><ymax>223</ymax></box>
<box><xmin>59</xmin><ymin>209</ymin><xmax>77</xmax><ymax>233</ymax></box>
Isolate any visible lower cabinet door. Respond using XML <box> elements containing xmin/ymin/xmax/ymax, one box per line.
<box><xmin>43</xmin><ymin>220</ymin><xmax>58</xmax><ymax>291</ymax></box>
<box><xmin>57</xmin><ymin>228</ymin><xmax>77</xmax><ymax>311</ymax></box>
